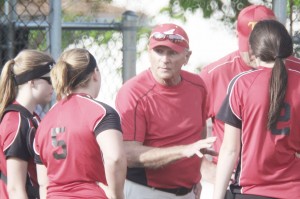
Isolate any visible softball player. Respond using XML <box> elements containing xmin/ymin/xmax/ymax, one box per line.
<box><xmin>214</xmin><ymin>20</ymin><xmax>300</xmax><ymax>199</ymax></box>
<box><xmin>0</xmin><ymin>49</ymin><xmax>54</xmax><ymax>199</ymax></box>
<box><xmin>34</xmin><ymin>48</ymin><xmax>126</xmax><ymax>199</ymax></box>
<box><xmin>199</xmin><ymin>5</ymin><xmax>300</xmax><ymax>199</ymax></box>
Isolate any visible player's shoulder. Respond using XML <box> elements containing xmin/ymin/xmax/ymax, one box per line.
<box><xmin>227</xmin><ymin>69</ymin><xmax>260</xmax><ymax>93</ymax></box>
<box><xmin>1</xmin><ymin>104</ymin><xmax>33</xmax><ymax>126</ymax></box>
<box><xmin>118</xmin><ymin>70</ymin><xmax>155</xmax><ymax>97</ymax></box>
<box><xmin>181</xmin><ymin>70</ymin><xmax>206</xmax><ymax>87</ymax></box>
<box><xmin>74</xmin><ymin>94</ymin><xmax>107</xmax><ymax>111</ymax></box>
<box><xmin>97</xmin><ymin>101</ymin><xmax>118</xmax><ymax>115</ymax></box>
<box><xmin>0</xmin><ymin>111</ymin><xmax>20</xmax><ymax>129</ymax></box>
<box><xmin>123</xmin><ymin>70</ymin><xmax>151</xmax><ymax>87</ymax></box>
<box><xmin>201</xmin><ymin>50</ymin><xmax>241</xmax><ymax>74</ymax></box>
<box><xmin>286</xmin><ymin>56</ymin><xmax>300</xmax><ymax>71</ymax></box>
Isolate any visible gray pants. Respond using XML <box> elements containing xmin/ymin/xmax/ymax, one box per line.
<box><xmin>124</xmin><ymin>180</ymin><xmax>195</xmax><ymax>199</ymax></box>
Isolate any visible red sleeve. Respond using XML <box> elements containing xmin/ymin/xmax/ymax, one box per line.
<box><xmin>115</xmin><ymin>83</ymin><xmax>147</xmax><ymax>142</ymax></box>
<box><xmin>199</xmin><ymin>67</ymin><xmax>213</xmax><ymax>119</ymax></box>
<box><xmin>216</xmin><ymin>76</ymin><xmax>242</xmax><ymax>129</ymax></box>
<box><xmin>228</xmin><ymin>79</ymin><xmax>243</xmax><ymax>121</ymax></box>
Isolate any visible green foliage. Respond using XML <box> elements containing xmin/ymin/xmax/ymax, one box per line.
<box><xmin>61</xmin><ymin>11</ymin><xmax>116</xmax><ymax>49</ymax></box>
<box><xmin>294</xmin><ymin>0</ymin><xmax>300</xmax><ymax>5</ymax></box>
<box><xmin>26</xmin><ymin>0</ymin><xmax>114</xmax><ymax>51</ymax></box>
<box><xmin>164</xmin><ymin>0</ymin><xmax>271</xmax><ymax>23</ymax></box>
<box><xmin>28</xmin><ymin>30</ymin><xmax>48</xmax><ymax>51</ymax></box>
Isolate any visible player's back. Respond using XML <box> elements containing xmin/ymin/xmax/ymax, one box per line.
<box><xmin>35</xmin><ymin>93</ymin><xmax>107</xmax><ymax>198</ymax></box>
<box><xmin>228</xmin><ymin>67</ymin><xmax>300</xmax><ymax>197</ymax></box>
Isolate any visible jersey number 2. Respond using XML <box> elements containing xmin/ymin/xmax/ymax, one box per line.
<box><xmin>51</xmin><ymin>127</ymin><xmax>67</xmax><ymax>159</ymax></box>
<box><xmin>271</xmin><ymin>102</ymin><xmax>290</xmax><ymax>135</ymax></box>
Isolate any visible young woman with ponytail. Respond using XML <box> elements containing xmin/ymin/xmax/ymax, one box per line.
<box><xmin>0</xmin><ymin>49</ymin><xmax>54</xmax><ymax>199</ymax></box>
<box><xmin>34</xmin><ymin>48</ymin><xmax>126</xmax><ymax>199</ymax></box>
<box><xmin>214</xmin><ymin>20</ymin><xmax>300</xmax><ymax>199</ymax></box>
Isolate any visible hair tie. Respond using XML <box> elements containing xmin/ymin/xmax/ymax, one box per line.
<box><xmin>10</xmin><ymin>60</ymin><xmax>17</xmax><ymax>84</ymax></box>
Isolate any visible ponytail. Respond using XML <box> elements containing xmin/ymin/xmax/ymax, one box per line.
<box><xmin>0</xmin><ymin>60</ymin><xmax>18</xmax><ymax>118</ymax></box>
<box><xmin>51</xmin><ymin>48</ymin><xmax>96</xmax><ymax>100</ymax></box>
<box><xmin>50</xmin><ymin>60</ymin><xmax>70</xmax><ymax>100</ymax></box>
<box><xmin>249</xmin><ymin>20</ymin><xmax>292</xmax><ymax>131</ymax></box>
<box><xmin>267</xmin><ymin>57</ymin><xmax>288</xmax><ymax>130</ymax></box>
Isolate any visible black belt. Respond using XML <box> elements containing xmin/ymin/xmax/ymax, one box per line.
<box><xmin>153</xmin><ymin>186</ymin><xmax>193</xmax><ymax>196</ymax></box>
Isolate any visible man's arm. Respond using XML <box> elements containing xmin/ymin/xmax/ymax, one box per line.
<box><xmin>200</xmin><ymin>122</ymin><xmax>218</xmax><ymax>184</ymax></box>
<box><xmin>125</xmin><ymin>136</ymin><xmax>216</xmax><ymax>169</ymax></box>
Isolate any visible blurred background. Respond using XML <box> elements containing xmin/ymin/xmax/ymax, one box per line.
<box><xmin>1</xmin><ymin>0</ymin><xmax>299</xmax><ymax>111</ymax></box>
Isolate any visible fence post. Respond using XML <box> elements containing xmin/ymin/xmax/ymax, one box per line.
<box><xmin>5</xmin><ymin>0</ymin><xmax>17</xmax><ymax>59</ymax></box>
<box><xmin>49</xmin><ymin>0</ymin><xmax>62</xmax><ymax>60</ymax></box>
<box><xmin>121</xmin><ymin>11</ymin><xmax>138</xmax><ymax>83</ymax></box>
<box><xmin>272</xmin><ymin>0</ymin><xmax>287</xmax><ymax>25</ymax></box>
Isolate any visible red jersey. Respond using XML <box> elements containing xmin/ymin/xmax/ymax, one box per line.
<box><xmin>0</xmin><ymin>103</ymin><xmax>40</xmax><ymax>199</ymax></box>
<box><xmin>200</xmin><ymin>50</ymin><xmax>300</xmax><ymax>163</ymax></box>
<box><xmin>217</xmin><ymin>67</ymin><xmax>300</xmax><ymax>198</ymax></box>
<box><xmin>116</xmin><ymin>69</ymin><xmax>207</xmax><ymax>189</ymax></box>
<box><xmin>34</xmin><ymin>94</ymin><xmax>122</xmax><ymax>199</ymax></box>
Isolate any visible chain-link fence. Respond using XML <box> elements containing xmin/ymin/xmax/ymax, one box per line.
<box><xmin>0</xmin><ymin>0</ymin><xmax>51</xmax><ymax>65</ymax></box>
<box><xmin>0</xmin><ymin>0</ymin><xmax>138</xmax><ymax>113</ymax></box>
<box><xmin>2</xmin><ymin>0</ymin><xmax>300</xmax><ymax>114</ymax></box>
<box><xmin>63</xmin><ymin>29</ymin><xmax>123</xmax><ymax>107</ymax></box>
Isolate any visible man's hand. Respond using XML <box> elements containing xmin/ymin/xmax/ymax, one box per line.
<box><xmin>182</xmin><ymin>137</ymin><xmax>217</xmax><ymax>158</ymax></box>
<box><xmin>200</xmin><ymin>148</ymin><xmax>218</xmax><ymax>157</ymax></box>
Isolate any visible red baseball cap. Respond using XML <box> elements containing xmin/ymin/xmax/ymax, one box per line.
<box><xmin>149</xmin><ymin>23</ymin><xmax>189</xmax><ymax>53</ymax></box>
<box><xmin>237</xmin><ymin>5</ymin><xmax>275</xmax><ymax>52</ymax></box>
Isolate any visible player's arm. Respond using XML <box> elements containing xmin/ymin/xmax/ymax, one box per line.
<box><xmin>200</xmin><ymin>156</ymin><xmax>217</xmax><ymax>184</ymax></box>
<box><xmin>125</xmin><ymin>136</ymin><xmax>216</xmax><ymax>169</ymax></box>
<box><xmin>213</xmin><ymin>124</ymin><xmax>240</xmax><ymax>199</ymax></box>
<box><xmin>6</xmin><ymin>158</ymin><xmax>28</xmax><ymax>199</ymax></box>
<box><xmin>200</xmin><ymin>123</ymin><xmax>217</xmax><ymax>183</ymax></box>
<box><xmin>97</xmin><ymin>129</ymin><xmax>126</xmax><ymax>199</ymax></box>
<box><xmin>36</xmin><ymin>164</ymin><xmax>48</xmax><ymax>199</ymax></box>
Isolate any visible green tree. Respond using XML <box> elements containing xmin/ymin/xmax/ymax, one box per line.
<box><xmin>164</xmin><ymin>0</ymin><xmax>300</xmax><ymax>57</ymax></box>
<box><xmin>164</xmin><ymin>0</ymin><xmax>272</xmax><ymax>22</ymax></box>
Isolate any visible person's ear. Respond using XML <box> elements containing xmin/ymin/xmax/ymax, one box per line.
<box><xmin>92</xmin><ymin>67</ymin><xmax>100</xmax><ymax>81</ymax></box>
<box><xmin>29</xmin><ymin>80</ymin><xmax>35</xmax><ymax>87</ymax></box>
<box><xmin>184</xmin><ymin>50</ymin><xmax>192</xmax><ymax>65</ymax></box>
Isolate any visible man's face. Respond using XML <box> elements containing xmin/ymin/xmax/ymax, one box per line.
<box><xmin>148</xmin><ymin>46</ymin><xmax>191</xmax><ymax>86</ymax></box>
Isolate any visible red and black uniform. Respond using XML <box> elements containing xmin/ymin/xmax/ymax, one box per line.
<box><xmin>34</xmin><ymin>93</ymin><xmax>122</xmax><ymax>199</ymax></box>
<box><xmin>217</xmin><ymin>66</ymin><xmax>300</xmax><ymax>198</ymax></box>
<box><xmin>200</xmin><ymin>50</ymin><xmax>300</xmax><ymax>163</ymax></box>
<box><xmin>0</xmin><ymin>103</ymin><xmax>40</xmax><ymax>199</ymax></box>
<box><xmin>200</xmin><ymin>51</ymin><xmax>250</xmax><ymax>162</ymax></box>
<box><xmin>116</xmin><ymin>69</ymin><xmax>207</xmax><ymax>191</ymax></box>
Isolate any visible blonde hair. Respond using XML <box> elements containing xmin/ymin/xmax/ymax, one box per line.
<box><xmin>51</xmin><ymin>48</ymin><xmax>95</xmax><ymax>100</ymax></box>
<box><xmin>0</xmin><ymin>49</ymin><xmax>54</xmax><ymax>118</ymax></box>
